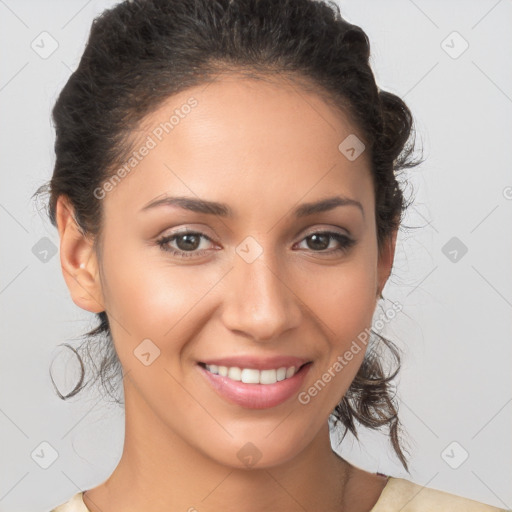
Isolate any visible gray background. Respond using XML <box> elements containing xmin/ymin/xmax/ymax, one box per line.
<box><xmin>0</xmin><ymin>0</ymin><xmax>511</xmax><ymax>511</ymax></box>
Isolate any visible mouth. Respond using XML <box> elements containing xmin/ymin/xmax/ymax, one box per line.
<box><xmin>197</xmin><ymin>361</ymin><xmax>313</xmax><ymax>409</ymax></box>
<box><xmin>198</xmin><ymin>361</ymin><xmax>311</xmax><ymax>384</ymax></box>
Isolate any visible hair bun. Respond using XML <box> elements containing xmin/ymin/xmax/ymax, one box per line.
<box><xmin>377</xmin><ymin>89</ymin><xmax>415</xmax><ymax>164</ymax></box>
<box><xmin>339</xmin><ymin>24</ymin><xmax>370</xmax><ymax>62</ymax></box>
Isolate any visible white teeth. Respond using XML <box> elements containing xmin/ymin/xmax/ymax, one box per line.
<box><xmin>204</xmin><ymin>364</ymin><xmax>302</xmax><ymax>384</ymax></box>
<box><xmin>241</xmin><ymin>368</ymin><xmax>260</xmax><ymax>384</ymax></box>
<box><xmin>228</xmin><ymin>367</ymin><xmax>241</xmax><ymax>381</ymax></box>
<box><xmin>285</xmin><ymin>366</ymin><xmax>296</xmax><ymax>379</ymax></box>
<box><xmin>259</xmin><ymin>369</ymin><xmax>276</xmax><ymax>385</ymax></box>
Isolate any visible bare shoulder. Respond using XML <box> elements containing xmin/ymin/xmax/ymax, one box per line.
<box><xmin>371</xmin><ymin>477</ymin><xmax>510</xmax><ymax>512</ymax></box>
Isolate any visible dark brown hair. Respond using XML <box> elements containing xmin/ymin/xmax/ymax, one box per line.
<box><xmin>35</xmin><ymin>0</ymin><xmax>423</xmax><ymax>472</ymax></box>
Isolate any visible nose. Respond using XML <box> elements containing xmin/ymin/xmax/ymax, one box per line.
<box><xmin>220</xmin><ymin>248</ymin><xmax>302</xmax><ymax>342</ymax></box>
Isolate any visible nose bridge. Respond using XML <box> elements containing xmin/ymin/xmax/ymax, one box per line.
<box><xmin>222</xmin><ymin>240</ymin><xmax>301</xmax><ymax>341</ymax></box>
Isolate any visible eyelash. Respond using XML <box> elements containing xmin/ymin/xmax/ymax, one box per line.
<box><xmin>155</xmin><ymin>230</ymin><xmax>356</xmax><ymax>259</ymax></box>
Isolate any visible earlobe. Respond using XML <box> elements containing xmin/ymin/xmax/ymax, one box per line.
<box><xmin>55</xmin><ymin>195</ymin><xmax>105</xmax><ymax>313</ymax></box>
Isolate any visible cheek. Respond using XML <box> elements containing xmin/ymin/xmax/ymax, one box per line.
<box><xmin>99</xmin><ymin>240</ymin><xmax>219</xmax><ymax>358</ymax></box>
<box><xmin>303</xmin><ymin>254</ymin><xmax>377</xmax><ymax>387</ymax></box>
<box><xmin>300</xmin><ymin>256</ymin><xmax>377</xmax><ymax>342</ymax></box>
<box><xmin>332</xmin><ymin>270</ymin><xmax>376</xmax><ymax>342</ymax></box>
<box><xmin>298</xmin><ymin>266</ymin><xmax>376</xmax><ymax>411</ymax></box>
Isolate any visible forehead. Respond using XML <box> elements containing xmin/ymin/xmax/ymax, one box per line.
<box><xmin>102</xmin><ymin>73</ymin><xmax>373</xmax><ymax>220</ymax></box>
<box><xmin>139</xmin><ymin>72</ymin><xmax>362</xmax><ymax>153</ymax></box>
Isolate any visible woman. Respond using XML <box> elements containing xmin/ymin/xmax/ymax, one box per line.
<box><xmin>37</xmin><ymin>0</ymin><xmax>508</xmax><ymax>510</ymax></box>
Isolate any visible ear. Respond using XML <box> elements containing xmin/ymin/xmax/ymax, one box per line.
<box><xmin>55</xmin><ymin>195</ymin><xmax>105</xmax><ymax>313</ymax></box>
<box><xmin>376</xmin><ymin>226</ymin><xmax>398</xmax><ymax>299</ymax></box>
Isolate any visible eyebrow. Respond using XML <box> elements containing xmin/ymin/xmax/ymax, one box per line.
<box><xmin>139</xmin><ymin>194</ymin><xmax>364</xmax><ymax>218</ymax></box>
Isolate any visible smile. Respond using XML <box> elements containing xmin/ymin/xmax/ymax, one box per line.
<box><xmin>203</xmin><ymin>364</ymin><xmax>302</xmax><ymax>384</ymax></box>
<box><xmin>197</xmin><ymin>362</ymin><xmax>313</xmax><ymax>409</ymax></box>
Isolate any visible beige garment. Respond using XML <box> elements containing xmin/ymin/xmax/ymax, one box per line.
<box><xmin>369</xmin><ymin>477</ymin><xmax>510</xmax><ymax>512</ymax></box>
<box><xmin>50</xmin><ymin>477</ymin><xmax>511</xmax><ymax>512</ymax></box>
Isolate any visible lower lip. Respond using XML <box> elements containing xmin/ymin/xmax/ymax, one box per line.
<box><xmin>198</xmin><ymin>363</ymin><xmax>312</xmax><ymax>409</ymax></box>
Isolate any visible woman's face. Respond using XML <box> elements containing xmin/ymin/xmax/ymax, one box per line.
<box><xmin>62</xmin><ymin>74</ymin><xmax>396</xmax><ymax>469</ymax></box>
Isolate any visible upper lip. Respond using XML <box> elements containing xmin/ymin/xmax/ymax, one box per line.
<box><xmin>199</xmin><ymin>355</ymin><xmax>311</xmax><ymax>370</ymax></box>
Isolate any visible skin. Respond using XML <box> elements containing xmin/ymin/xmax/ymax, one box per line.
<box><xmin>56</xmin><ymin>74</ymin><xmax>397</xmax><ymax>512</ymax></box>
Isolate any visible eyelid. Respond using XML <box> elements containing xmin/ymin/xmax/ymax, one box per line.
<box><xmin>300</xmin><ymin>225</ymin><xmax>351</xmax><ymax>238</ymax></box>
<box><xmin>156</xmin><ymin>224</ymin><xmax>219</xmax><ymax>242</ymax></box>
<box><xmin>294</xmin><ymin>229</ymin><xmax>355</xmax><ymax>252</ymax></box>
<box><xmin>157</xmin><ymin>224</ymin><xmax>351</xmax><ymax>245</ymax></box>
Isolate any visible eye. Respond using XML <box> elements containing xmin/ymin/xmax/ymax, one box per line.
<box><xmin>155</xmin><ymin>229</ymin><xmax>356</xmax><ymax>259</ymax></box>
<box><xmin>156</xmin><ymin>231</ymin><xmax>215</xmax><ymax>258</ymax></box>
<box><xmin>295</xmin><ymin>231</ymin><xmax>356</xmax><ymax>255</ymax></box>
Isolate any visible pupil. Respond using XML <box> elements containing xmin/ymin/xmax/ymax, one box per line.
<box><xmin>309</xmin><ymin>234</ymin><xmax>328</xmax><ymax>250</ymax></box>
<box><xmin>175</xmin><ymin>234</ymin><xmax>331</xmax><ymax>252</ymax></box>
<box><xmin>178</xmin><ymin>234</ymin><xmax>199</xmax><ymax>251</ymax></box>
